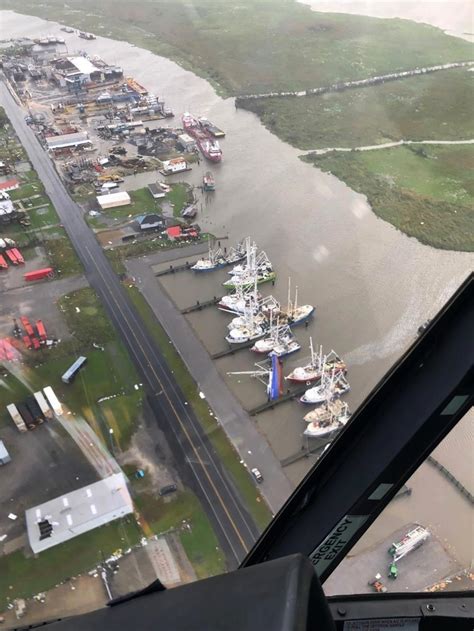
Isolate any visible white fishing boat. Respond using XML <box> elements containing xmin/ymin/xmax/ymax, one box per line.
<box><xmin>251</xmin><ymin>319</ymin><xmax>301</xmax><ymax>358</ymax></box>
<box><xmin>218</xmin><ymin>287</ymin><xmax>257</xmax><ymax>315</ymax></box>
<box><xmin>280</xmin><ymin>279</ymin><xmax>315</xmax><ymax>326</ymax></box>
<box><xmin>286</xmin><ymin>340</ymin><xmax>346</xmax><ymax>383</ymax></box>
<box><xmin>303</xmin><ymin>402</ymin><xmax>351</xmax><ymax>438</ymax></box>
<box><xmin>225</xmin><ymin>304</ymin><xmax>268</xmax><ymax>344</ymax></box>
<box><xmin>303</xmin><ymin>399</ymin><xmax>351</xmax><ymax>424</ymax></box>
<box><xmin>225</xmin><ymin>241</ymin><xmax>246</xmax><ymax>265</ymax></box>
<box><xmin>223</xmin><ymin>238</ymin><xmax>276</xmax><ymax>289</ymax></box>
<box><xmin>225</xmin><ymin>323</ymin><xmax>266</xmax><ymax>344</ymax></box>
<box><xmin>300</xmin><ymin>368</ymin><xmax>350</xmax><ymax>404</ymax></box>
<box><xmin>224</xmin><ymin>268</ymin><xmax>276</xmax><ymax>289</ymax></box>
<box><xmin>270</xmin><ymin>338</ymin><xmax>301</xmax><ymax>358</ymax></box>
<box><xmin>191</xmin><ymin>242</ymin><xmax>227</xmax><ymax>272</ymax></box>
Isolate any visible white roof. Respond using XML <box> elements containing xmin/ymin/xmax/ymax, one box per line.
<box><xmin>46</xmin><ymin>132</ymin><xmax>90</xmax><ymax>150</ymax></box>
<box><xmin>26</xmin><ymin>473</ymin><xmax>133</xmax><ymax>553</ymax></box>
<box><xmin>67</xmin><ymin>56</ymin><xmax>99</xmax><ymax>75</ymax></box>
<box><xmin>96</xmin><ymin>191</ymin><xmax>131</xmax><ymax>206</ymax></box>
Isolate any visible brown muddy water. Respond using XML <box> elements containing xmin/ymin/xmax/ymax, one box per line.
<box><xmin>1</xmin><ymin>10</ymin><xmax>472</xmax><ymax>569</ymax></box>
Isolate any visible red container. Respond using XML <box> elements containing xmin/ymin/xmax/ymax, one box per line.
<box><xmin>11</xmin><ymin>248</ymin><xmax>24</xmax><ymax>264</ymax></box>
<box><xmin>24</xmin><ymin>267</ymin><xmax>54</xmax><ymax>282</ymax></box>
<box><xmin>36</xmin><ymin>320</ymin><xmax>47</xmax><ymax>341</ymax></box>
<box><xmin>5</xmin><ymin>249</ymin><xmax>18</xmax><ymax>265</ymax></box>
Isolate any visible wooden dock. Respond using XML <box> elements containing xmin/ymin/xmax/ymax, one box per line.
<box><xmin>155</xmin><ymin>261</ymin><xmax>195</xmax><ymax>277</ymax></box>
<box><xmin>181</xmin><ymin>297</ymin><xmax>222</xmax><ymax>314</ymax></box>
<box><xmin>247</xmin><ymin>385</ymin><xmax>308</xmax><ymax>416</ymax></box>
<box><xmin>211</xmin><ymin>340</ymin><xmax>256</xmax><ymax>359</ymax></box>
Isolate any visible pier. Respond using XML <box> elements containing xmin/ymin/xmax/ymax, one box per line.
<box><xmin>181</xmin><ymin>297</ymin><xmax>222</xmax><ymax>314</ymax></box>
<box><xmin>155</xmin><ymin>261</ymin><xmax>195</xmax><ymax>276</ymax></box>
<box><xmin>247</xmin><ymin>385</ymin><xmax>308</xmax><ymax>416</ymax></box>
<box><xmin>428</xmin><ymin>456</ymin><xmax>474</xmax><ymax>505</ymax></box>
<box><xmin>211</xmin><ymin>340</ymin><xmax>256</xmax><ymax>359</ymax></box>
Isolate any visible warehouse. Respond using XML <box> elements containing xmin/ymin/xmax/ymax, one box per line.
<box><xmin>46</xmin><ymin>132</ymin><xmax>91</xmax><ymax>152</ymax></box>
<box><xmin>96</xmin><ymin>191</ymin><xmax>131</xmax><ymax>210</ymax></box>
<box><xmin>25</xmin><ymin>473</ymin><xmax>133</xmax><ymax>553</ymax></box>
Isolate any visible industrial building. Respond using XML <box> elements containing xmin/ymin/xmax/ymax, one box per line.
<box><xmin>45</xmin><ymin>132</ymin><xmax>91</xmax><ymax>152</ymax></box>
<box><xmin>25</xmin><ymin>473</ymin><xmax>134</xmax><ymax>553</ymax></box>
<box><xmin>96</xmin><ymin>191</ymin><xmax>131</xmax><ymax>210</ymax></box>
<box><xmin>0</xmin><ymin>440</ymin><xmax>11</xmax><ymax>465</ymax></box>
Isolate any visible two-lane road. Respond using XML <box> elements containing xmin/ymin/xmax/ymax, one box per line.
<box><xmin>0</xmin><ymin>80</ymin><xmax>260</xmax><ymax>568</ymax></box>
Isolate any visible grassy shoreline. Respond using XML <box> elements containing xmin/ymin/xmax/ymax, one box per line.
<box><xmin>305</xmin><ymin>145</ymin><xmax>474</xmax><ymax>251</ymax></box>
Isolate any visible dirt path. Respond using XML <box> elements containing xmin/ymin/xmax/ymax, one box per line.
<box><xmin>305</xmin><ymin>138</ymin><xmax>474</xmax><ymax>155</ymax></box>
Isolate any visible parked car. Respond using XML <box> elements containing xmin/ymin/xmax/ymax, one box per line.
<box><xmin>251</xmin><ymin>468</ymin><xmax>263</xmax><ymax>483</ymax></box>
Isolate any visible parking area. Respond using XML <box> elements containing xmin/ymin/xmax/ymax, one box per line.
<box><xmin>0</xmin><ymin>274</ymin><xmax>88</xmax><ymax>342</ymax></box>
<box><xmin>0</xmin><ymin>419</ymin><xmax>98</xmax><ymax>553</ymax></box>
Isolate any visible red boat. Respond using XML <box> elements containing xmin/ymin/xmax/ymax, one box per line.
<box><xmin>197</xmin><ymin>138</ymin><xmax>222</xmax><ymax>163</ymax></box>
<box><xmin>182</xmin><ymin>112</ymin><xmax>223</xmax><ymax>162</ymax></box>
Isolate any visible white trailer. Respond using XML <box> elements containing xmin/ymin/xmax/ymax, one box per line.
<box><xmin>34</xmin><ymin>391</ymin><xmax>54</xmax><ymax>420</ymax></box>
<box><xmin>389</xmin><ymin>526</ymin><xmax>430</xmax><ymax>562</ymax></box>
<box><xmin>43</xmin><ymin>386</ymin><xmax>63</xmax><ymax>416</ymax></box>
<box><xmin>6</xmin><ymin>403</ymin><xmax>28</xmax><ymax>432</ymax></box>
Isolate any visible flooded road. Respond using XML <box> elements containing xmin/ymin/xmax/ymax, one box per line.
<box><xmin>1</xmin><ymin>10</ymin><xmax>472</xmax><ymax>568</ymax></box>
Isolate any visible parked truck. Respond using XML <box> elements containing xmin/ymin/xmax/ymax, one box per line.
<box><xmin>16</xmin><ymin>402</ymin><xmax>36</xmax><ymax>430</ymax></box>
<box><xmin>24</xmin><ymin>267</ymin><xmax>54</xmax><ymax>282</ymax></box>
<box><xmin>6</xmin><ymin>403</ymin><xmax>28</xmax><ymax>432</ymax></box>
<box><xmin>43</xmin><ymin>386</ymin><xmax>63</xmax><ymax>416</ymax></box>
<box><xmin>34</xmin><ymin>391</ymin><xmax>53</xmax><ymax>420</ymax></box>
<box><xmin>26</xmin><ymin>396</ymin><xmax>45</xmax><ymax>424</ymax></box>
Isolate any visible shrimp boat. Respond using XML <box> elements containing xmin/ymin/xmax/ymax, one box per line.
<box><xmin>191</xmin><ymin>239</ymin><xmax>245</xmax><ymax>272</ymax></box>
<box><xmin>303</xmin><ymin>402</ymin><xmax>351</xmax><ymax>438</ymax></box>
<box><xmin>191</xmin><ymin>243</ymin><xmax>227</xmax><ymax>272</ymax></box>
<box><xmin>251</xmin><ymin>313</ymin><xmax>301</xmax><ymax>357</ymax></box>
<box><xmin>224</xmin><ymin>241</ymin><xmax>247</xmax><ymax>265</ymax></box>
<box><xmin>280</xmin><ymin>278</ymin><xmax>315</xmax><ymax>326</ymax></box>
<box><xmin>203</xmin><ymin>171</ymin><xmax>215</xmax><ymax>191</ymax></box>
<box><xmin>218</xmin><ymin>284</ymin><xmax>259</xmax><ymax>314</ymax></box>
<box><xmin>252</xmin><ymin>329</ymin><xmax>301</xmax><ymax>357</ymax></box>
<box><xmin>223</xmin><ymin>265</ymin><xmax>276</xmax><ymax>289</ymax></box>
<box><xmin>300</xmin><ymin>368</ymin><xmax>350</xmax><ymax>404</ymax></box>
<box><xmin>225</xmin><ymin>305</ymin><xmax>268</xmax><ymax>344</ymax></box>
<box><xmin>286</xmin><ymin>340</ymin><xmax>346</xmax><ymax>383</ymax></box>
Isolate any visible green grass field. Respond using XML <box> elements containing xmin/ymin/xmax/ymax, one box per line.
<box><xmin>125</xmin><ymin>285</ymin><xmax>272</xmax><ymax>531</ymax></box>
<box><xmin>134</xmin><ymin>491</ymin><xmax>226</xmax><ymax>578</ymax></box>
<box><xmin>307</xmin><ymin>144</ymin><xmax>474</xmax><ymax>251</ymax></box>
<box><xmin>3</xmin><ymin>0</ymin><xmax>472</xmax><ymax>97</ymax></box>
<box><xmin>0</xmin><ymin>517</ymin><xmax>141</xmax><ymax>609</ymax></box>
<box><xmin>241</xmin><ymin>68</ymin><xmax>474</xmax><ymax>150</ymax></box>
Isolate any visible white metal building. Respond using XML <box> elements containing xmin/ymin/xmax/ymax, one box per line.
<box><xmin>26</xmin><ymin>473</ymin><xmax>134</xmax><ymax>553</ymax></box>
<box><xmin>46</xmin><ymin>132</ymin><xmax>91</xmax><ymax>152</ymax></box>
<box><xmin>97</xmin><ymin>191</ymin><xmax>131</xmax><ymax>210</ymax></box>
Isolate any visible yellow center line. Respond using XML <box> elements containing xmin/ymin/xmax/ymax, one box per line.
<box><xmin>89</xmin><ymin>251</ymin><xmax>249</xmax><ymax>554</ymax></box>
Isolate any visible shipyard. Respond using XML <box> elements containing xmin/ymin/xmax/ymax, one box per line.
<box><xmin>0</xmin><ymin>6</ymin><xmax>472</xmax><ymax>627</ymax></box>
